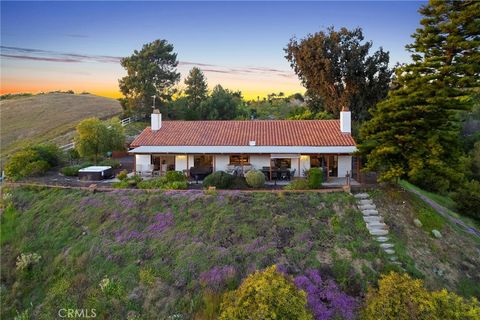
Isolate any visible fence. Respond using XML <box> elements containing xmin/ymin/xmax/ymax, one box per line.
<box><xmin>59</xmin><ymin>142</ymin><xmax>75</xmax><ymax>151</ymax></box>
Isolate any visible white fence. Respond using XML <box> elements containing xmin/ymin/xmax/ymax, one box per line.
<box><xmin>59</xmin><ymin>117</ymin><xmax>135</xmax><ymax>151</ymax></box>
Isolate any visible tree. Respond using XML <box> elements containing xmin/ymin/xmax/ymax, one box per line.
<box><xmin>285</xmin><ymin>27</ymin><xmax>392</xmax><ymax>120</ymax></box>
<box><xmin>360</xmin><ymin>0</ymin><xmax>480</xmax><ymax>192</ymax></box>
<box><xmin>75</xmin><ymin>118</ymin><xmax>125</xmax><ymax>164</ymax></box>
<box><xmin>219</xmin><ymin>265</ymin><xmax>312</xmax><ymax>320</ymax></box>
<box><xmin>119</xmin><ymin>40</ymin><xmax>180</xmax><ymax>116</ymax></box>
<box><xmin>184</xmin><ymin>67</ymin><xmax>208</xmax><ymax>113</ymax></box>
<box><xmin>198</xmin><ymin>85</ymin><xmax>243</xmax><ymax>120</ymax></box>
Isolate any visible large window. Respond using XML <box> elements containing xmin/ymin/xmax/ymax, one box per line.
<box><xmin>271</xmin><ymin>158</ymin><xmax>291</xmax><ymax>169</ymax></box>
<box><xmin>230</xmin><ymin>155</ymin><xmax>249</xmax><ymax>165</ymax></box>
<box><xmin>310</xmin><ymin>155</ymin><xmax>327</xmax><ymax>168</ymax></box>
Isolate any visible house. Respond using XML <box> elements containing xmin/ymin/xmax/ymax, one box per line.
<box><xmin>129</xmin><ymin>108</ymin><xmax>357</xmax><ymax>180</ymax></box>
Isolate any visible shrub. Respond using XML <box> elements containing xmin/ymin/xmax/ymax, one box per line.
<box><xmin>362</xmin><ymin>272</ymin><xmax>480</xmax><ymax>320</ymax></box>
<box><xmin>4</xmin><ymin>144</ymin><xmax>61</xmax><ymax>180</ymax></box>
<box><xmin>245</xmin><ymin>170</ymin><xmax>265</xmax><ymax>188</ymax></box>
<box><xmin>203</xmin><ymin>171</ymin><xmax>234</xmax><ymax>189</ymax></box>
<box><xmin>164</xmin><ymin>171</ymin><xmax>187</xmax><ymax>182</ymax></box>
<box><xmin>60</xmin><ymin>165</ymin><xmax>83</xmax><ymax>176</ymax></box>
<box><xmin>219</xmin><ymin>265</ymin><xmax>312</xmax><ymax>320</ymax></box>
<box><xmin>230</xmin><ymin>176</ymin><xmax>249</xmax><ymax>189</ymax></box>
<box><xmin>452</xmin><ymin>180</ymin><xmax>480</xmax><ymax>220</ymax></box>
<box><xmin>308</xmin><ymin>168</ymin><xmax>323</xmax><ymax>189</ymax></box>
<box><xmin>294</xmin><ymin>269</ymin><xmax>357</xmax><ymax>320</ymax></box>
<box><xmin>284</xmin><ymin>179</ymin><xmax>310</xmax><ymax>190</ymax></box>
<box><xmin>112</xmin><ymin>175</ymin><xmax>142</xmax><ymax>188</ymax></box>
<box><xmin>16</xmin><ymin>253</ymin><xmax>41</xmax><ymax>271</ymax></box>
<box><xmin>98</xmin><ymin>159</ymin><xmax>121</xmax><ymax>169</ymax></box>
<box><xmin>166</xmin><ymin>181</ymin><xmax>188</xmax><ymax>190</ymax></box>
<box><xmin>116</xmin><ymin>169</ymin><xmax>128</xmax><ymax>181</ymax></box>
<box><xmin>137</xmin><ymin>176</ymin><xmax>188</xmax><ymax>190</ymax></box>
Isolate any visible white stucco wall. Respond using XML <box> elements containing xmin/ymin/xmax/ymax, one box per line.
<box><xmin>175</xmin><ymin>155</ymin><xmax>188</xmax><ymax>172</ymax></box>
<box><xmin>338</xmin><ymin>155</ymin><xmax>352</xmax><ymax>177</ymax></box>
<box><xmin>215</xmin><ymin>155</ymin><xmax>230</xmax><ymax>171</ymax></box>
<box><xmin>135</xmin><ymin>155</ymin><xmax>151</xmax><ymax>171</ymax></box>
<box><xmin>249</xmin><ymin>155</ymin><xmax>270</xmax><ymax>170</ymax></box>
<box><xmin>300</xmin><ymin>155</ymin><xmax>311</xmax><ymax>177</ymax></box>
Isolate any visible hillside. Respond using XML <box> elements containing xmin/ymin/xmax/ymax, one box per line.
<box><xmin>0</xmin><ymin>93</ymin><xmax>122</xmax><ymax>157</ymax></box>
<box><xmin>1</xmin><ymin>186</ymin><xmax>478</xmax><ymax>319</ymax></box>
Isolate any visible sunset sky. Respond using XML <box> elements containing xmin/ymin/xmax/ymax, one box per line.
<box><xmin>1</xmin><ymin>1</ymin><xmax>424</xmax><ymax>100</ymax></box>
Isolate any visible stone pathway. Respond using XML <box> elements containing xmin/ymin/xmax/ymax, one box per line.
<box><xmin>354</xmin><ymin>193</ymin><xmax>402</xmax><ymax>266</ymax></box>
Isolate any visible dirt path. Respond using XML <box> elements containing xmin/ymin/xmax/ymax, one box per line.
<box><xmin>408</xmin><ymin>188</ymin><xmax>480</xmax><ymax>238</ymax></box>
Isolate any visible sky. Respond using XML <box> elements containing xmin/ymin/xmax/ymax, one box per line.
<box><xmin>0</xmin><ymin>1</ymin><xmax>425</xmax><ymax>100</ymax></box>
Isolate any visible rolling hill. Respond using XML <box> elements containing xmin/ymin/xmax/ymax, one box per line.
<box><xmin>0</xmin><ymin>93</ymin><xmax>122</xmax><ymax>157</ymax></box>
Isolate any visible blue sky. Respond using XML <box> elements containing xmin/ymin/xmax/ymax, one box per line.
<box><xmin>1</xmin><ymin>1</ymin><xmax>424</xmax><ymax>98</ymax></box>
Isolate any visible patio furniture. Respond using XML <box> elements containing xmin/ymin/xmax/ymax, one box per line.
<box><xmin>189</xmin><ymin>166</ymin><xmax>213</xmax><ymax>180</ymax></box>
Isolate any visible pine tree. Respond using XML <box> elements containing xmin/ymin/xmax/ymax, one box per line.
<box><xmin>184</xmin><ymin>67</ymin><xmax>208</xmax><ymax>112</ymax></box>
<box><xmin>360</xmin><ymin>0</ymin><xmax>480</xmax><ymax>192</ymax></box>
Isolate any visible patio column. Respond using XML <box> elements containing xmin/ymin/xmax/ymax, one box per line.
<box><xmin>269</xmin><ymin>156</ymin><xmax>272</xmax><ymax>181</ymax></box>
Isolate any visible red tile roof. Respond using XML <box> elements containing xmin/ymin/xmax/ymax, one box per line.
<box><xmin>130</xmin><ymin>120</ymin><xmax>356</xmax><ymax>147</ymax></box>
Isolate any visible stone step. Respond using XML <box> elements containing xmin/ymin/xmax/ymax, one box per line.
<box><xmin>369</xmin><ymin>229</ymin><xmax>389</xmax><ymax>236</ymax></box>
<box><xmin>363</xmin><ymin>216</ymin><xmax>383</xmax><ymax>223</ymax></box>
<box><xmin>380</xmin><ymin>243</ymin><xmax>394</xmax><ymax>249</ymax></box>
<box><xmin>358</xmin><ymin>204</ymin><xmax>376</xmax><ymax>210</ymax></box>
<box><xmin>367</xmin><ymin>221</ymin><xmax>387</xmax><ymax>228</ymax></box>
<box><xmin>376</xmin><ymin>236</ymin><xmax>390</xmax><ymax>242</ymax></box>
<box><xmin>362</xmin><ymin>209</ymin><xmax>379</xmax><ymax>216</ymax></box>
<box><xmin>384</xmin><ymin>249</ymin><xmax>396</xmax><ymax>255</ymax></box>
<box><xmin>354</xmin><ymin>193</ymin><xmax>369</xmax><ymax>199</ymax></box>
<box><xmin>359</xmin><ymin>199</ymin><xmax>374</xmax><ymax>206</ymax></box>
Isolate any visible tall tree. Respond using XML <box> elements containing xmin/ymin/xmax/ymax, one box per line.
<box><xmin>198</xmin><ymin>85</ymin><xmax>242</xmax><ymax>120</ymax></box>
<box><xmin>119</xmin><ymin>40</ymin><xmax>180</xmax><ymax>116</ymax></box>
<box><xmin>184</xmin><ymin>67</ymin><xmax>208</xmax><ymax>112</ymax></box>
<box><xmin>360</xmin><ymin>0</ymin><xmax>480</xmax><ymax>192</ymax></box>
<box><xmin>285</xmin><ymin>27</ymin><xmax>392</xmax><ymax>120</ymax></box>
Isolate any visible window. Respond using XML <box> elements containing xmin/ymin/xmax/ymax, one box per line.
<box><xmin>230</xmin><ymin>155</ymin><xmax>249</xmax><ymax>165</ymax></box>
<box><xmin>271</xmin><ymin>158</ymin><xmax>291</xmax><ymax>169</ymax></box>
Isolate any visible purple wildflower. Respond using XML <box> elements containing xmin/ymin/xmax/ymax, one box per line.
<box><xmin>294</xmin><ymin>269</ymin><xmax>357</xmax><ymax>320</ymax></box>
<box><xmin>147</xmin><ymin>212</ymin><xmax>174</xmax><ymax>234</ymax></box>
<box><xmin>199</xmin><ymin>265</ymin><xmax>236</xmax><ymax>292</ymax></box>
<box><xmin>79</xmin><ymin>197</ymin><xmax>102</xmax><ymax>208</ymax></box>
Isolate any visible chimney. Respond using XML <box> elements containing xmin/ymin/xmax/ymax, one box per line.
<box><xmin>340</xmin><ymin>106</ymin><xmax>351</xmax><ymax>133</ymax></box>
<box><xmin>151</xmin><ymin>109</ymin><xmax>162</xmax><ymax>131</ymax></box>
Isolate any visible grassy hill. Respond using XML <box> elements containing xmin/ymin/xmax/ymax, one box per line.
<box><xmin>1</xmin><ymin>186</ymin><xmax>478</xmax><ymax>319</ymax></box>
<box><xmin>0</xmin><ymin>93</ymin><xmax>122</xmax><ymax>157</ymax></box>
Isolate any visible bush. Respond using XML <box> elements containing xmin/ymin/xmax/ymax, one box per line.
<box><xmin>112</xmin><ymin>175</ymin><xmax>142</xmax><ymax>188</ymax></box>
<box><xmin>452</xmin><ymin>180</ymin><xmax>480</xmax><ymax>220</ymax></box>
<box><xmin>4</xmin><ymin>144</ymin><xmax>61</xmax><ymax>181</ymax></box>
<box><xmin>308</xmin><ymin>168</ymin><xmax>323</xmax><ymax>189</ymax></box>
<box><xmin>203</xmin><ymin>171</ymin><xmax>234</xmax><ymax>189</ymax></box>
<box><xmin>98</xmin><ymin>159</ymin><xmax>121</xmax><ymax>169</ymax></box>
<box><xmin>284</xmin><ymin>179</ymin><xmax>310</xmax><ymax>190</ymax></box>
<box><xmin>245</xmin><ymin>170</ymin><xmax>265</xmax><ymax>188</ymax></box>
<box><xmin>294</xmin><ymin>269</ymin><xmax>357</xmax><ymax>320</ymax></box>
<box><xmin>60</xmin><ymin>165</ymin><xmax>82</xmax><ymax>176</ymax></box>
<box><xmin>116</xmin><ymin>169</ymin><xmax>128</xmax><ymax>181</ymax></box>
<box><xmin>164</xmin><ymin>171</ymin><xmax>187</xmax><ymax>182</ymax></box>
<box><xmin>230</xmin><ymin>176</ymin><xmax>249</xmax><ymax>189</ymax></box>
<box><xmin>362</xmin><ymin>272</ymin><xmax>480</xmax><ymax>320</ymax></box>
<box><xmin>219</xmin><ymin>265</ymin><xmax>312</xmax><ymax>320</ymax></box>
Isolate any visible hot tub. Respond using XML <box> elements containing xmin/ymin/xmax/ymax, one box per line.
<box><xmin>78</xmin><ymin>166</ymin><xmax>113</xmax><ymax>181</ymax></box>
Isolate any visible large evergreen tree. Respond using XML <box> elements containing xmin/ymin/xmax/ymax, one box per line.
<box><xmin>360</xmin><ymin>0</ymin><xmax>480</xmax><ymax>192</ymax></box>
<box><xmin>119</xmin><ymin>40</ymin><xmax>180</xmax><ymax>116</ymax></box>
<box><xmin>184</xmin><ymin>67</ymin><xmax>208</xmax><ymax>112</ymax></box>
<box><xmin>199</xmin><ymin>85</ymin><xmax>243</xmax><ymax>120</ymax></box>
<box><xmin>285</xmin><ymin>27</ymin><xmax>392</xmax><ymax>120</ymax></box>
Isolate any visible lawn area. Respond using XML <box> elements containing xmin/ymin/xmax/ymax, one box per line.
<box><xmin>1</xmin><ymin>187</ymin><xmax>393</xmax><ymax>319</ymax></box>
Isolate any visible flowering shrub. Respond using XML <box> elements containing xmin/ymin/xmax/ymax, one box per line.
<box><xmin>16</xmin><ymin>253</ymin><xmax>41</xmax><ymax>271</ymax></box>
<box><xmin>219</xmin><ymin>265</ymin><xmax>313</xmax><ymax>320</ymax></box>
<box><xmin>294</xmin><ymin>269</ymin><xmax>357</xmax><ymax>320</ymax></box>
<box><xmin>362</xmin><ymin>272</ymin><xmax>480</xmax><ymax>320</ymax></box>
<box><xmin>200</xmin><ymin>265</ymin><xmax>236</xmax><ymax>293</ymax></box>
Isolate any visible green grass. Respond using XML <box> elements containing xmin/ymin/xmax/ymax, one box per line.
<box><xmin>399</xmin><ymin>180</ymin><xmax>480</xmax><ymax>230</ymax></box>
<box><xmin>399</xmin><ymin>180</ymin><xmax>457</xmax><ymax>212</ymax></box>
<box><xmin>1</xmin><ymin>187</ymin><xmax>390</xmax><ymax>319</ymax></box>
